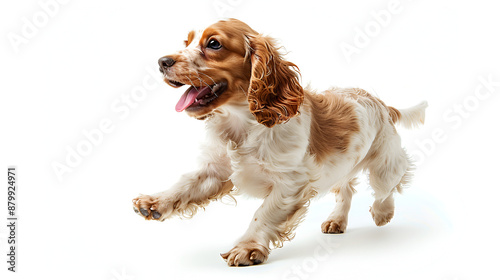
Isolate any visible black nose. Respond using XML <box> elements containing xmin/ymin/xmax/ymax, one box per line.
<box><xmin>158</xmin><ymin>56</ymin><xmax>176</xmax><ymax>72</ymax></box>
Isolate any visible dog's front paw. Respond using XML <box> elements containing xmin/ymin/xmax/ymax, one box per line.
<box><xmin>221</xmin><ymin>241</ymin><xmax>269</xmax><ymax>266</ymax></box>
<box><xmin>132</xmin><ymin>194</ymin><xmax>167</xmax><ymax>221</ymax></box>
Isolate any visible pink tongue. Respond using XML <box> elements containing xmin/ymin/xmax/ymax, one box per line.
<box><xmin>175</xmin><ymin>86</ymin><xmax>210</xmax><ymax>112</ymax></box>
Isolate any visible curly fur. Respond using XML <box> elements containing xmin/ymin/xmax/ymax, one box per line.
<box><xmin>247</xmin><ymin>35</ymin><xmax>304</xmax><ymax>128</ymax></box>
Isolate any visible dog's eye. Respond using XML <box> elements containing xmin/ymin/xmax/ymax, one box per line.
<box><xmin>207</xmin><ymin>39</ymin><xmax>222</xmax><ymax>50</ymax></box>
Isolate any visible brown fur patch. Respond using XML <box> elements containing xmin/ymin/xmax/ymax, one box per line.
<box><xmin>162</xmin><ymin>19</ymin><xmax>256</xmax><ymax>120</ymax></box>
<box><xmin>184</xmin><ymin>30</ymin><xmax>196</xmax><ymax>47</ymax></box>
<box><xmin>247</xmin><ymin>35</ymin><xmax>304</xmax><ymax>128</ymax></box>
<box><xmin>305</xmin><ymin>89</ymin><xmax>360</xmax><ymax>163</ymax></box>
<box><xmin>388</xmin><ymin>106</ymin><xmax>402</xmax><ymax>124</ymax></box>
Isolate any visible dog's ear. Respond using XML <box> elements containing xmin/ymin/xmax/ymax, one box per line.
<box><xmin>246</xmin><ymin>35</ymin><xmax>304</xmax><ymax>128</ymax></box>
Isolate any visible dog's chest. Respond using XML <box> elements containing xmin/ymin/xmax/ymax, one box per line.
<box><xmin>226</xmin><ymin>133</ymin><xmax>279</xmax><ymax>198</ymax></box>
<box><xmin>223</xmin><ymin>121</ymin><xmax>310</xmax><ymax>197</ymax></box>
<box><xmin>226</xmin><ymin>124</ymin><xmax>276</xmax><ymax>168</ymax></box>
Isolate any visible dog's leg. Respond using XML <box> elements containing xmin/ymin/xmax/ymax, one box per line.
<box><xmin>221</xmin><ymin>176</ymin><xmax>316</xmax><ymax>266</ymax></box>
<box><xmin>321</xmin><ymin>178</ymin><xmax>357</xmax><ymax>234</ymax></box>
<box><xmin>132</xmin><ymin>142</ymin><xmax>233</xmax><ymax>221</ymax></box>
<box><xmin>367</xmin><ymin>134</ymin><xmax>413</xmax><ymax>226</ymax></box>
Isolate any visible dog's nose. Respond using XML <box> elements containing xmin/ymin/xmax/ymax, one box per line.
<box><xmin>158</xmin><ymin>56</ymin><xmax>176</xmax><ymax>72</ymax></box>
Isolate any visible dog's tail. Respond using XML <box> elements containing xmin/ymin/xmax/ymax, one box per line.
<box><xmin>388</xmin><ymin>101</ymin><xmax>428</xmax><ymax>129</ymax></box>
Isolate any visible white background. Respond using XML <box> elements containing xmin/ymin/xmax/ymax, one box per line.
<box><xmin>1</xmin><ymin>0</ymin><xmax>499</xmax><ymax>279</ymax></box>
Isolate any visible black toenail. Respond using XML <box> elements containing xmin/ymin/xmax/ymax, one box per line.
<box><xmin>133</xmin><ymin>208</ymin><xmax>139</xmax><ymax>213</ymax></box>
<box><xmin>152</xmin><ymin>211</ymin><xmax>161</xmax><ymax>219</ymax></box>
<box><xmin>140</xmin><ymin>208</ymin><xmax>149</xmax><ymax>217</ymax></box>
<box><xmin>253</xmin><ymin>259</ymin><xmax>262</xmax><ymax>265</ymax></box>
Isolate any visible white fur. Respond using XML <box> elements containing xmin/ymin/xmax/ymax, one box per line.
<box><xmin>397</xmin><ymin>101</ymin><xmax>428</xmax><ymax>129</ymax></box>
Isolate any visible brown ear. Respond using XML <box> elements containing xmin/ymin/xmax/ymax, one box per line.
<box><xmin>247</xmin><ymin>35</ymin><xmax>304</xmax><ymax>128</ymax></box>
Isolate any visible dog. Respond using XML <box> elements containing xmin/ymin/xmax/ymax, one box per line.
<box><xmin>132</xmin><ymin>18</ymin><xmax>427</xmax><ymax>266</ymax></box>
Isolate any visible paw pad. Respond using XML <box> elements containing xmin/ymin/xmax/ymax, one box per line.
<box><xmin>132</xmin><ymin>195</ymin><xmax>163</xmax><ymax>220</ymax></box>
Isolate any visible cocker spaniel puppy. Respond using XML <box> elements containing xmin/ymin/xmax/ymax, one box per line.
<box><xmin>133</xmin><ymin>18</ymin><xmax>427</xmax><ymax>266</ymax></box>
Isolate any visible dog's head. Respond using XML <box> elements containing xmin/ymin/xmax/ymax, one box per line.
<box><xmin>159</xmin><ymin>19</ymin><xmax>304</xmax><ymax>127</ymax></box>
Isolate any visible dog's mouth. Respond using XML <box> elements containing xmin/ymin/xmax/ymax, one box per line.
<box><xmin>166</xmin><ymin>79</ymin><xmax>185</xmax><ymax>88</ymax></box>
<box><xmin>167</xmin><ymin>79</ymin><xmax>227</xmax><ymax>112</ymax></box>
